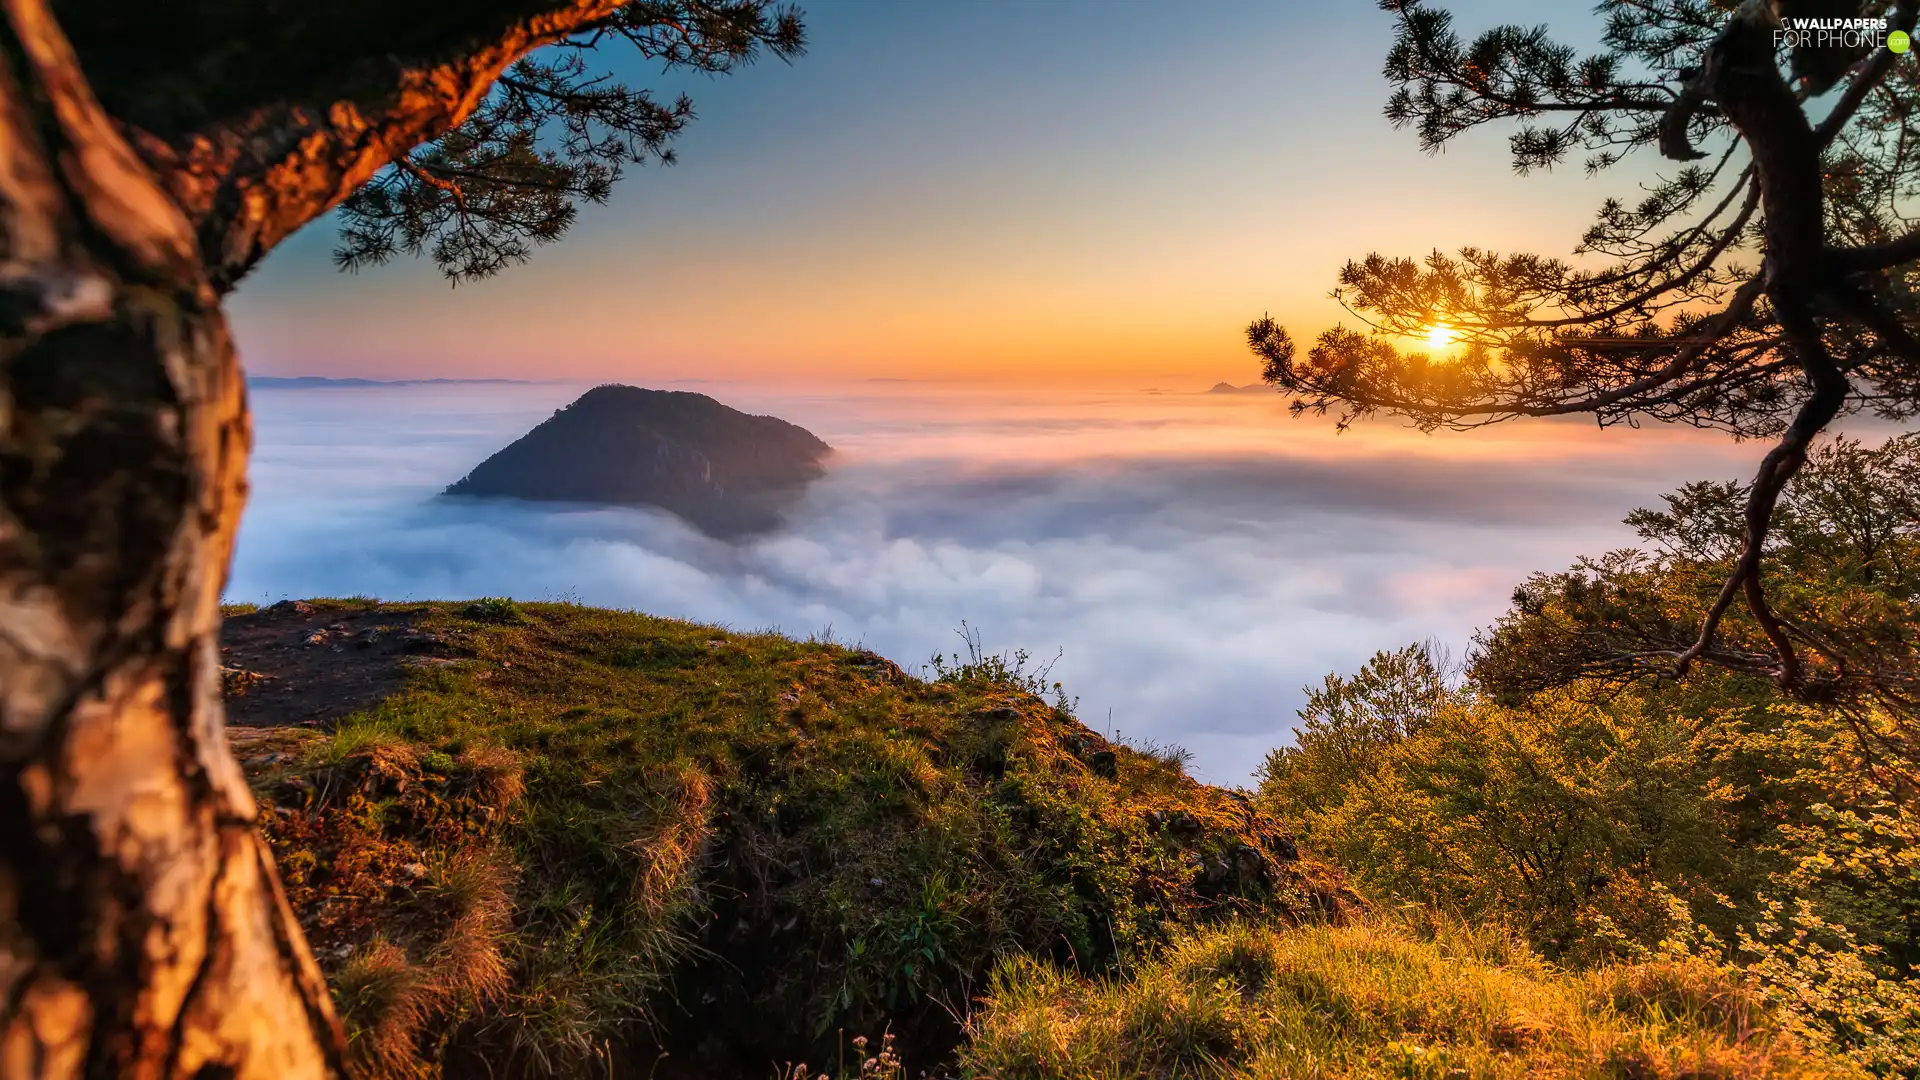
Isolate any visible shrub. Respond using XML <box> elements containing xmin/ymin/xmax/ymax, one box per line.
<box><xmin>461</xmin><ymin>596</ymin><xmax>526</xmax><ymax>624</ymax></box>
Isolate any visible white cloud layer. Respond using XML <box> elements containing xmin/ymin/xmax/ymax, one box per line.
<box><xmin>230</xmin><ymin>380</ymin><xmax>1763</xmax><ymax>784</ymax></box>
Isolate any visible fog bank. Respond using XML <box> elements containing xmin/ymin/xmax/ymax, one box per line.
<box><xmin>230</xmin><ymin>381</ymin><xmax>1761</xmax><ymax>783</ymax></box>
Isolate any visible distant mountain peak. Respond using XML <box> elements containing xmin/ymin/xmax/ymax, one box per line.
<box><xmin>443</xmin><ymin>384</ymin><xmax>832</xmax><ymax>536</ymax></box>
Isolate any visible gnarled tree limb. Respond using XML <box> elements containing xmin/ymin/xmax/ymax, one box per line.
<box><xmin>119</xmin><ymin>0</ymin><xmax>631</xmax><ymax>292</ymax></box>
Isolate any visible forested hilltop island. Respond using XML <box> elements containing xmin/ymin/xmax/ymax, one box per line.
<box><xmin>443</xmin><ymin>385</ymin><xmax>833</xmax><ymax>536</ymax></box>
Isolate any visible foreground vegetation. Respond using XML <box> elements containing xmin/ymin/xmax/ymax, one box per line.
<box><xmin>232</xmin><ymin>599</ymin><xmax>1344</xmax><ymax>1077</ymax></box>
<box><xmin>964</xmin><ymin>914</ymin><xmax>1845</xmax><ymax>1080</ymax></box>
<box><xmin>1257</xmin><ymin>436</ymin><xmax>1920</xmax><ymax>1077</ymax></box>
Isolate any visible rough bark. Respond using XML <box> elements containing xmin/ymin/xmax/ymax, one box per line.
<box><xmin>1669</xmin><ymin>2</ymin><xmax>1855</xmax><ymax>689</ymax></box>
<box><xmin>116</xmin><ymin>0</ymin><xmax>628</xmax><ymax>293</ymax></box>
<box><xmin>0</xmin><ymin>0</ymin><xmax>347</xmax><ymax>1075</ymax></box>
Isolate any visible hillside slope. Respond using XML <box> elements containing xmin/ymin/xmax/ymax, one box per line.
<box><xmin>222</xmin><ymin>599</ymin><xmax>1345</xmax><ymax>1077</ymax></box>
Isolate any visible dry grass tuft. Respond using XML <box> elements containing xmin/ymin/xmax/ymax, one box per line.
<box><xmin>459</xmin><ymin>744</ymin><xmax>524</xmax><ymax>809</ymax></box>
<box><xmin>423</xmin><ymin>846</ymin><xmax>515</xmax><ymax>1008</ymax></box>
<box><xmin>630</xmin><ymin>764</ymin><xmax>712</xmax><ymax>920</ymax></box>
<box><xmin>334</xmin><ymin>938</ymin><xmax>432</xmax><ymax>1079</ymax></box>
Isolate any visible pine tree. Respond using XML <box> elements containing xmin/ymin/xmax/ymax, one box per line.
<box><xmin>1251</xmin><ymin>0</ymin><xmax>1920</xmax><ymax>710</ymax></box>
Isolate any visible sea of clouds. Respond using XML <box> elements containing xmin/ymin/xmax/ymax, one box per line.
<box><xmin>229</xmin><ymin>380</ymin><xmax>1766</xmax><ymax>784</ymax></box>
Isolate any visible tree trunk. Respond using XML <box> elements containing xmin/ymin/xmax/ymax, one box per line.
<box><xmin>0</xmin><ymin>1</ymin><xmax>346</xmax><ymax>1076</ymax></box>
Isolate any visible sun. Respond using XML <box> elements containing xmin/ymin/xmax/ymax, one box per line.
<box><xmin>1424</xmin><ymin>323</ymin><xmax>1457</xmax><ymax>351</ymax></box>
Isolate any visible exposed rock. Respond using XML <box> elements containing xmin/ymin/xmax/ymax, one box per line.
<box><xmin>220</xmin><ymin>666</ymin><xmax>274</xmax><ymax>696</ymax></box>
<box><xmin>848</xmin><ymin>649</ymin><xmax>906</xmax><ymax>682</ymax></box>
<box><xmin>400</xmin><ymin>656</ymin><xmax>470</xmax><ymax>669</ymax></box>
<box><xmin>220</xmin><ymin>603</ymin><xmax>431</xmax><ymax>728</ymax></box>
<box><xmin>442</xmin><ymin>384</ymin><xmax>833</xmax><ymax>536</ymax></box>
<box><xmin>1168</xmin><ymin>810</ymin><xmax>1204</xmax><ymax>840</ymax></box>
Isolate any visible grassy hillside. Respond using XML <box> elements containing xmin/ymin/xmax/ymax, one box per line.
<box><xmin>224</xmin><ymin>599</ymin><xmax>1346</xmax><ymax>1077</ymax></box>
<box><xmin>225</xmin><ymin>598</ymin><xmax>1856</xmax><ymax>1079</ymax></box>
<box><xmin>961</xmin><ymin>914</ymin><xmax>1850</xmax><ymax>1080</ymax></box>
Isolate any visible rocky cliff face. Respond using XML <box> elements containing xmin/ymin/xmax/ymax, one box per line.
<box><xmin>443</xmin><ymin>385</ymin><xmax>832</xmax><ymax>536</ymax></box>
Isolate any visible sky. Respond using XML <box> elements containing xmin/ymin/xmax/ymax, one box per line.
<box><xmin>227</xmin><ymin>0</ymin><xmax>1624</xmax><ymax>385</ymax></box>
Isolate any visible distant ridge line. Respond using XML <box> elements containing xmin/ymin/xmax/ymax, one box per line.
<box><xmin>248</xmin><ymin>376</ymin><xmax>561</xmax><ymax>388</ymax></box>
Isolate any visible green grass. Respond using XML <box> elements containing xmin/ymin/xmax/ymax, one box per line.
<box><xmin>245</xmin><ymin>599</ymin><xmax>1345</xmax><ymax>1078</ymax></box>
<box><xmin>959</xmin><ymin>912</ymin><xmax>1855</xmax><ymax>1080</ymax></box>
